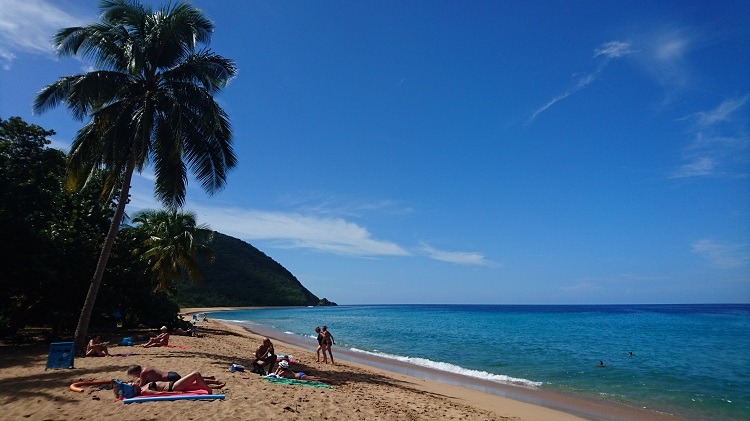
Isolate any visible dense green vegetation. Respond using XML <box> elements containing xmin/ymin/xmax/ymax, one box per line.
<box><xmin>33</xmin><ymin>0</ymin><xmax>238</xmax><ymax>351</ymax></box>
<box><xmin>1</xmin><ymin>116</ymin><xmax>332</xmax><ymax>341</ymax></box>
<box><xmin>0</xmin><ymin>116</ymin><xmax>181</xmax><ymax>337</ymax></box>
<box><xmin>176</xmin><ymin>232</ymin><xmax>320</xmax><ymax>307</ymax></box>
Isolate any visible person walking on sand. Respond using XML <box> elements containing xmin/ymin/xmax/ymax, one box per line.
<box><xmin>322</xmin><ymin>325</ymin><xmax>335</xmax><ymax>364</ymax></box>
<box><xmin>314</xmin><ymin>326</ymin><xmax>326</xmax><ymax>363</ymax></box>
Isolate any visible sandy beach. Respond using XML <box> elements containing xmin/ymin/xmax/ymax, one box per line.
<box><xmin>0</xmin><ymin>307</ymin><xmax>592</xmax><ymax>421</ymax></box>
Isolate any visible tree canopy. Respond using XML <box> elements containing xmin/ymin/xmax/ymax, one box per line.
<box><xmin>32</xmin><ymin>0</ymin><xmax>237</xmax><ymax>352</ymax></box>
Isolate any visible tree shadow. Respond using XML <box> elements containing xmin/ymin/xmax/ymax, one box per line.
<box><xmin>0</xmin><ymin>362</ymin><xmax>123</xmax><ymax>403</ymax></box>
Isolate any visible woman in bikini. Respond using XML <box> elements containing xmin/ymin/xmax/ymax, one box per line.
<box><xmin>273</xmin><ymin>360</ymin><xmax>326</xmax><ymax>382</ymax></box>
<box><xmin>322</xmin><ymin>325</ymin><xmax>335</xmax><ymax>365</ymax></box>
<box><xmin>314</xmin><ymin>326</ymin><xmax>326</xmax><ymax>363</ymax></box>
<box><xmin>141</xmin><ymin>371</ymin><xmax>214</xmax><ymax>394</ymax></box>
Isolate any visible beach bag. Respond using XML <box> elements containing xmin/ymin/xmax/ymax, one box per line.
<box><xmin>119</xmin><ymin>337</ymin><xmax>133</xmax><ymax>346</ymax></box>
<box><xmin>112</xmin><ymin>379</ymin><xmax>136</xmax><ymax>398</ymax></box>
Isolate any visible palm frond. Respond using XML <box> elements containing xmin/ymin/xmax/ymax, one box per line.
<box><xmin>163</xmin><ymin>50</ymin><xmax>237</xmax><ymax>93</ymax></box>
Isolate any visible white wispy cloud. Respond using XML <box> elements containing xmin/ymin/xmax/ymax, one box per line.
<box><xmin>671</xmin><ymin>96</ymin><xmax>749</xmax><ymax>179</ymax></box>
<box><xmin>692</xmin><ymin>96</ymin><xmax>749</xmax><ymax>127</ymax></box>
<box><xmin>528</xmin><ymin>40</ymin><xmax>631</xmax><ymax>123</ymax></box>
<box><xmin>692</xmin><ymin>239</ymin><xmax>750</xmax><ymax>270</ymax></box>
<box><xmin>126</xmin><ymin>181</ymin><xmax>483</xmax><ymax>263</ymax></box>
<box><xmin>188</xmin><ymin>204</ymin><xmax>410</xmax><ymax>257</ymax></box>
<box><xmin>0</xmin><ymin>0</ymin><xmax>87</xmax><ymax>69</ymax></box>
<box><xmin>631</xmin><ymin>27</ymin><xmax>695</xmax><ymax>92</ymax></box>
<box><xmin>528</xmin><ymin>72</ymin><xmax>598</xmax><ymax>123</ymax></box>
<box><xmin>670</xmin><ymin>156</ymin><xmax>715</xmax><ymax>179</ymax></box>
<box><xmin>594</xmin><ymin>41</ymin><xmax>634</xmax><ymax>58</ymax></box>
<box><xmin>278</xmin><ymin>192</ymin><xmax>414</xmax><ymax>218</ymax></box>
<box><xmin>418</xmin><ymin>242</ymin><xmax>490</xmax><ymax>266</ymax></box>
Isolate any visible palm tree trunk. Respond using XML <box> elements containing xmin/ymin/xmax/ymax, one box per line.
<box><xmin>72</xmin><ymin>155</ymin><xmax>136</xmax><ymax>354</ymax></box>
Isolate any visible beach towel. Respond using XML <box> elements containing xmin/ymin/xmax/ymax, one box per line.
<box><xmin>263</xmin><ymin>376</ymin><xmax>332</xmax><ymax>389</ymax></box>
<box><xmin>123</xmin><ymin>389</ymin><xmax>225</xmax><ymax>404</ymax></box>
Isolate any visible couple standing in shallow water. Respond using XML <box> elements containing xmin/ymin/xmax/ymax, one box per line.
<box><xmin>315</xmin><ymin>325</ymin><xmax>335</xmax><ymax>364</ymax></box>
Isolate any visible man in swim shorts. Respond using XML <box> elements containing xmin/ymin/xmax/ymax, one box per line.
<box><xmin>127</xmin><ymin>365</ymin><xmax>181</xmax><ymax>386</ymax></box>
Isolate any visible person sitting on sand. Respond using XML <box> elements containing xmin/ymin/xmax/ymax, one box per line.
<box><xmin>138</xmin><ymin>371</ymin><xmax>214</xmax><ymax>395</ymax></box>
<box><xmin>126</xmin><ymin>365</ymin><xmax>225</xmax><ymax>388</ymax></box>
<box><xmin>273</xmin><ymin>360</ymin><xmax>326</xmax><ymax>382</ymax></box>
<box><xmin>253</xmin><ymin>337</ymin><xmax>276</xmax><ymax>375</ymax></box>
<box><xmin>85</xmin><ymin>334</ymin><xmax>109</xmax><ymax>357</ymax></box>
<box><xmin>143</xmin><ymin>326</ymin><xmax>169</xmax><ymax>348</ymax></box>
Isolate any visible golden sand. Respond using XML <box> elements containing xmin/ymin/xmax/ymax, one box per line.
<box><xmin>0</xmin><ymin>309</ymin><xmax>586</xmax><ymax>420</ymax></box>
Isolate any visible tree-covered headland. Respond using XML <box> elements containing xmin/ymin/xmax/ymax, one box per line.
<box><xmin>1</xmin><ymin>116</ymin><xmax>333</xmax><ymax>342</ymax></box>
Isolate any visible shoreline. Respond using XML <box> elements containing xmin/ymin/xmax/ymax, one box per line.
<box><xmin>0</xmin><ymin>308</ymin><xmax>676</xmax><ymax>420</ymax></box>
<box><xmin>193</xmin><ymin>307</ymin><xmax>676</xmax><ymax>421</ymax></box>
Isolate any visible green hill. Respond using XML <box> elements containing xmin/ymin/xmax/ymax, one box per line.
<box><xmin>175</xmin><ymin>231</ymin><xmax>322</xmax><ymax>307</ymax></box>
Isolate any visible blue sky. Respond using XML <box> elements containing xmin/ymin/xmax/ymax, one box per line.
<box><xmin>1</xmin><ymin>0</ymin><xmax>748</xmax><ymax>304</ymax></box>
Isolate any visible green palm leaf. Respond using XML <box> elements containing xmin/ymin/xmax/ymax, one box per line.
<box><xmin>33</xmin><ymin>0</ymin><xmax>236</xmax><ymax>353</ymax></box>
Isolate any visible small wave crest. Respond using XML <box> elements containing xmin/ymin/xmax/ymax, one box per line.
<box><xmin>212</xmin><ymin>318</ymin><xmax>250</xmax><ymax>324</ymax></box>
<box><xmin>349</xmin><ymin>348</ymin><xmax>542</xmax><ymax>388</ymax></box>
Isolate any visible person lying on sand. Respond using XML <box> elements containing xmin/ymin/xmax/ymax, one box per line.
<box><xmin>85</xmin><ymin>334</ymin><xmax>109</xmax><ymax>357</ymax></box>
<box><xmin>127</xmin><ymin>365</ymin><xmax>225</xmax><ymax>388</ymax></box>
<box><xmin>119</xmin><ymin>372</ymin><xmax>214</xmax><ymax>397</ymax></box>
<box><xmin>142</xmin><ymin>326</ymin><xmax>169</xmax><ymax>347</ymax></box>
<box><xmin>173</xmin><ymin>327</ymin><xmax>194</xmax><ymax>336</ymax></box>
<box><xmin>273</xmin><ymin>360</ymin><xmax>326</xmax><ymax>382</ymax></box>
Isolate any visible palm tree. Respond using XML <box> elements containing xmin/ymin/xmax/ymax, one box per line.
<box><xmin>132</xmin><ymin>209</ymin><xmax>214</xmax><ymax>291</ymax></box>
<box><xmin>33</xmin><ymin>0</ymin><xmax>237</xmax><ymax>353</ymax></box>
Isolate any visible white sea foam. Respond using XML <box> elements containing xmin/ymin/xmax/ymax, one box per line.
<box><xmin>214</xmin><ymin>319</ymin><xmax>249</xmax><ymax>324</ymax></box>
<box><xmin>349</xmin><ymin>347</ymin><xmax>542</xmax><ymax>388</ymax></box>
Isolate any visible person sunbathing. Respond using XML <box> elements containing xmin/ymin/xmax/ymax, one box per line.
<box><xmin>143</xmin><ymin>326</ymin><xmax>169</xmax><ymax>348</ymax></box>
<box><xmin>126</xmin><ymin>365</ymin><xmax>225</xmax><ymax>388</ymax></box>
<box><xmin>85</xmin><ymin>334</ymin><xmax>109</xmax><ymax>357</ymax></box>
<box><xmin>140</xmin><ymin>371</ymin><xmax>213</xmax><ymax>395</ymax></box>
<box><xmin>273</xmin><ymin>360</ymin><xmax>326</xmax><ymax>382</ymax></box>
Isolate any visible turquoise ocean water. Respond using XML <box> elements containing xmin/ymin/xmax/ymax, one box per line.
<box><xmin>210</xmin><ymin>304</ymin><xmax>750</xmax><ymax>420</ymax></box>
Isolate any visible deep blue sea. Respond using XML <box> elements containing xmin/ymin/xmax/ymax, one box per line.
<box><xmin>209</xmin><ymin>304</ymin><xmax>750</xmax><ymax>420</ymax></box>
